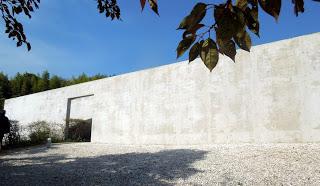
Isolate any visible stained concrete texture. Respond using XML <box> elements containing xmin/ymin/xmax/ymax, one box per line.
<box><xmin>4</xmin><ymin>33</ymin><xmax>320</xmax><ymax>144</ymax></box>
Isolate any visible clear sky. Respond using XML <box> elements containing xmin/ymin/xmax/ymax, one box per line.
<box><xmin>0</xmin><ymin>0</ymin><xmax>319</xmax><ymax>78</ymax></box>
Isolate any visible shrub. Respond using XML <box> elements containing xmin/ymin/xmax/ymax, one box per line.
<box><xmin>3</xmin><ymin>120</ymin><xmax>22</xmax><ymax>147</ymax></box>
<box><xmin>3</xmin><ymin>119</ymin><xmax>92</xmax><ymax>149</ymax></box>
<box><xmin>49</xmin><ymin>122</ymin><xmax>65</xmax><ymax>143</ymax></box>
<box><xmin>28</xmin><ymin>121</ymin><xmax>51</xmax><ymax>144</ymax></box>
<box><xmin>3</xmin><ymin>120</ymin><xmax>65</xmax><ymax>149</ymax></box>
<box><xmin>28</xmin><ymin>121</ymin><xmax>64</xmax><ymax>144</ymax></box>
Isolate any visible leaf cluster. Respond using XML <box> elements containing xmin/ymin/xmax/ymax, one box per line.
<box><xmin>175</xmin><ymin>0</ymin><xmax>316</xmax><ymax>71</ymax></box>
<box><xmin>97</xmin><ymin>0</ymin><xmax>121</xmax><ymax>20</ymax></box>
<box><xmin>0</xmin><ymin>0</ymin><xmax>40</xmax><ymax>51</ymax></box>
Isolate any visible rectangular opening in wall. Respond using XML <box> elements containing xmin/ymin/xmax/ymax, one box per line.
<box><xmin>65</xmin><ymin>94</ymin><xmax>94</xmax><ymax>141</ymax></box>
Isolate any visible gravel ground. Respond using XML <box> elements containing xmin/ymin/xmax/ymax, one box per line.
<box><xmin>0</xmin><ymin>143</ymin><xmax>320</xmax><ymax>186</ymax></box>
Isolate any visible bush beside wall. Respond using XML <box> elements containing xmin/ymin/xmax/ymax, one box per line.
<box><xmin>3</xmin><ymin>119</ymin><xmax>91</xmax><ymax>149</ymax></box>
<box><xmin>28</xmin><ymin>121</ymin><xmax>65</xmax><ymax>143</ymax></box>
<box><xmin>3</xmin><ymin>120</ymin><xmax>65</xmax><ymax>148</ymax></box>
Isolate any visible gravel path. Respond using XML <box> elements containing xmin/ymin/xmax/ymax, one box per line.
<box><xmin>1</xmin><ymin>143</ymin><xmax>320</xmax><ymax>185</ymax></box>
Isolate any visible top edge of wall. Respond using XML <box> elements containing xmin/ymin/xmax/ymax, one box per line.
<box><xmin>5</xmin><ymin>32</ymin><xmax>319</xmax><ymax>101</ymax></box>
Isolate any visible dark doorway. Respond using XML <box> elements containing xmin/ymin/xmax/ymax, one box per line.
<box><xmin>67</xmin><ymin>119</ymin><xmax>92</xmax><ymax>142</ymax></box>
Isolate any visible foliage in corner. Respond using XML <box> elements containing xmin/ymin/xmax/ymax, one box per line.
<box><xmin>175</xmin><ymin>0</ymin><xmax>318</xmax><ymax>71</ymax></box>
<box><xmin>0</xmin><ymin>0</ymin><xmax>40</xmax><ymax>51</ymax></box>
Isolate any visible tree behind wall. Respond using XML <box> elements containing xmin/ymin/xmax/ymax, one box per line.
<box><xmin>0</xmin><ymin>73</ymin><xmax>12</xmax><ymax>99</ymax></box>
<box><xmin>10</xmin><ymin>73</ymin><xmax>23</xmax><ymax>97</ymax></box>
<box><xmin>49</xmin><ymin>75</ymin><xmax>64</xmax><ymax>90</ymax></box>
<box><xmin>0</xmin><ymin>71</ymin><xmax>110</xmax><ymax>108</ymax></box>
<box><xmin>0</xmin><ymin>72</ymin><xmax>12</xmax><ymax>109</ymax></box>
<box><xmin>37</xmin><ymin>71</ymin><xmax>50</xmax><ymax>92</ymax></box>
<box><xmin>20</xmin><ymin>73</ymin><xmax>34</xmax><ymax>95</ymax></box>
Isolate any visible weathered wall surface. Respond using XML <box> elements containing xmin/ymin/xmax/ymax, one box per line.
<box><xmin>5</xmin><ymin>33</ymin><xmax>320</xmax><ymax>144</ymax></box>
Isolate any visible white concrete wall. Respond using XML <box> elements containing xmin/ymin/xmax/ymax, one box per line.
<box><xmin>69</xmin><ymin>95</ymin><xmax>94</xmax><ymax>120</ymax></box>
<box><xmin>4</xmin><ymin>33</ymin><xmax>320</xmax><ymax>144</ymax></box>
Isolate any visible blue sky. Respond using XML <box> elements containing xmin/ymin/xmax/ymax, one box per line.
<box><xmin>0</xmin><ymin>0</ymin><xmax>319</xmax><ymax>78</ymax></box>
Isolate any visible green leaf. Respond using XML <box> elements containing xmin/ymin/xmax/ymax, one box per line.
<box><xmin>213</xmin><ymin>4</ymin><xmax>226</xmax><ymax>25</ymax></box>
<box><xmin>214</xmin><ymin>5</ymin><xmax>246</xmax><ymax>40</ymax></box>
<box><xmin>140</xmin><ymin>0</ymin><xmax>147</xmax><ymax>10</ymax></box>
<box><xmin>200</xmin><ymin>38</ymin><xmax>219</xmax><ymax>71</ymax></box>
<box><xmin>177</xmin><ymin>3</ymin><xmax>207</xmax><ymax>30</ymax></box>
<box><xmin>189</xmin><ymin>42</ymin><xmax>200</xmax><ymax>63</ymax></box>
<box><xmin>8</xmin><ymin>31</ymin><xmax>17</xmax><ymax>38</ymax></box>
<box><xmin>221</xmin><ymin>40</ymin><xmax>236</xmax><ymax>62</ymax></box>
<box><xmin>244</xmin><ymin>7</ymin><xmax>260</xmax><ymax>36</ymax></box>
<box><xmin>14</xmin><ymin>6</ymin><xmax>23</xmax><ymax>14</ymax></box>
<box><xmin>27</xmin><ymin>42</ymin><xmax>31</xmax><ymax>51</ymax></box>
<box><xmin>188</xmin><ymin>2</ymin><xmax>207</xmax><ymax>29</ymax></box>
<box><xmin>236</xmin><ymin>0</ymin><xmax>248</xmax><ymax>10</ymax></box>
<box><xmin>292</xmin><ymin>0</ymin><xmax>304</xmax><ymax>16</ymax></box>
<box><xmin>182</xmin><ymin>24</ymin><xmax>204</xmax><ymax>38</ymax></box>
<box><xmin>177</xmin><ymin>15</ymin><xmax>191</xmax><ymax>30</ymax></box>
<box><xmin>214</xmin><ymin>6</ymin><xmax>234</xmax><ymax>40</ymax></box>
<box><xmin>16</xmin><ymin>41</ymin><xmax>22</xmax><ymax>47</ymax></box>
<box><xmin>234</xmin><ymin>30</ymin><xmax>252</xmax><ymax>52</ymax></box>
<box><xmin>258</xmin><ymin>0</ymin><xmax>281</xmax><ymax>21</ymax></box>
<box><xmin>148</xmin><ymin>0</ymin><xmax>159</xmax><ymax>15</ymax></box>
<box><xmin>176</xmin><ymin>35</ymin><xmax>196</xmax><ymax>58</ymax></box>
<box><xmin>216</xmin><ymin>29</ymin><xmax>237</xmax><ymax>61</ymax></box>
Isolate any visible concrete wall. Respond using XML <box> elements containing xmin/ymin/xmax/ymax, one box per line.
<box><xmin>4</xmin><ymin>33</ymin><xmax>320</xmax><ymax>144</ymax></box>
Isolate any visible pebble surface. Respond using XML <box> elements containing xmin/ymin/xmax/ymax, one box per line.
<box><xmin>1</xmin><ymin>143</ymin><xmax>320</xmax><ymax>185</ymax></box>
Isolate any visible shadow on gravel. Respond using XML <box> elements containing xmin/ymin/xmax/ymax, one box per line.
<box><xmin>0</xmin><ymin>145</ymin><xmax>57</xmax><ymax>156</ymax></box>
<box><xmin>0</xmin><ymin>149</ymin><xmax>208</xmax><ymax>185</ymax></box>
